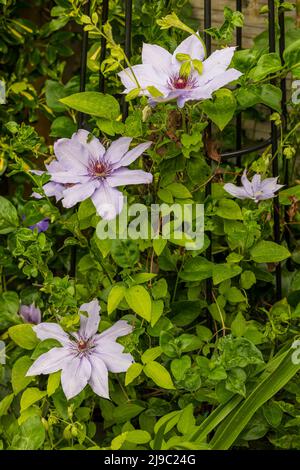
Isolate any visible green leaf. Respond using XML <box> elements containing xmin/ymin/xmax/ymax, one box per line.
<box><xmin>125</xmin><ymin>285</ymin><xmax>152</xmax><ymax>322</ymax></box>
<box><xmin>78</xmin><ymin>198</ymin><xmax>97</xmax><ymax>230</ymax></box>
<box><xmin>250</xmin><ymin>241</ymin><xmax>290</xmax><ymax>263</ymax></box>
<box><xmin>0</xmin><ymin>393</ymin><xmax>14</xmax><ymax>417</ymax></box>
<box><xmin>49</xmin><ymin>116</ymin><xmax>76</xmax><ymax>138</ymax></box>
<box><xmin>180</xmin><ymin>257</ymin><xmax>213</xmax><ymax>282</ymax></box>
<box><xmin>107</xmin><ymin>284</ymin><xmax>126</xmax><ymax>315</ymax></box>
<box><xmin>141</xmin><ymin>346</ymin><xmax>162</xmax><ymax>364</ymax></box>
<box><xmin>226</xmin><ymin>287</ymin><xmax>245</xmax><ymax>303</ymax></box>
<box><xmin>113</xmin><ymin>403</ymin><xmax>145</xmax><ymax>423</ymax></box>
<box><xmin>11</xmin><ymin>356</ymin><xmax>33</xmax><ymax>394</ymax></box>
<box><xmin>201</xmin><ymin>89</ymin><xmax>237</xmax><ymax>131</ymax></box>
<box><xmin>8</xmin><ymin>324</ymin><xmax>38</xmax><ymax>350</ymax></box>
<box><xmin>249</xmin><ymin>53</ymin><xmax>282</xmax><ymax>81</ymax></box>
<box><xmin>20</xmin><ymin>388</ymin><xmax>47</xmax><ymax>412</ymax></box>
<box><xmin>125</xmin><ymin>430</ymin><xmax>151</xmax><ymax>444</ymax></box>
<box><xmin>10</xmin><ymin>416</ymin><xmax>45</xmax><ymax>450</ymax></box>
<box><xmin>210</xmin><ymin>348</ymin><xmax>300</xmax><ymax>449</ymax></box>
<box><xmin>165</xmin><ymin>182</ymin><xmax>192</xmax><ymax>199</ymax></box>
<box><xmin>231</xmin><ymin>312</ymin><xmax>247</xmax><ymax>337</ymax></box>
<box><xmin>45</xmin><ymin>80</ymin><xmax>67</xmax><ymax>113</ymax></box>
<box><xmin>0</xmin><ymin>196</ymin><xmax>19</xmax><ymax>234</ymax></box>
<box><xmin>146</xmin><ymin>86</ymin><xmax>164</xmax><ymax>97</ymax></box>
<box><xmin>171</xmin><ymin>300</ymin><xmax>205</xmax><ymax>326</ymax></box>
<box><xmin>111</xmin><ymin>433</ymin><xmax>128</xmax><ymax>450</ymax></box>
<box><xmin>171</xmin><ymin>356</ymin><xmax>191</xmax><ymax>381</ymax></box>
<box><xmin>0</xmin><ymin>291</ymin><xmax>20</xmax><ymax>328</ymax></box>
<box><xmin>153</xmin><ymin>238</ymin><xmax>167</xmax><ymax>256</ymax></box>
<box><xmin>213</xmin><ymin>264</ymin><xmax>242</xmax><ymax>285</ymax></box>
<box><xmin>111</xmin><ymin>239</ymin><xmax>139</xmax><ymax>268</ymax></box>
<box><xmin>177</xmin><ymin>403</ymin><xmax>196</xmax><ymax>434</ymax></box>
<box><xmin>60</xmin><ymin>92</ymin><xmax>120</xmax><ymax>120</ymax></box>
<box><xmin>219</xmin><ymin>336</ymin><xmax>264</xmax><ymax>369</ymax></box>
<box><xmin>125</xmin><ymin>363</ymin><xmax>143</xmax><ymax>386</ymax></box>
<box><xmin>283</xmin><ymin>39</ymin><xmax>300</xmax><ymax>70</ymax></box>
<box><xmin>151</xmin><ymin>300</ymin><xmax>164</xmax><ymax>327</ymax></box>
<box><xmin>131</xmin><ymin>273</ymin><xmax>157</xmax><ymax>284</ymax></box>
<box><xmin>240</xmin><ymin>270</ymin><xmax>256</xmax><ymax>289</ymax></box>
<box><xmin>47</xmin><ymin>371</ymin><xmax>61</xmax><ymax>397</ymax></box>
<box><xmin>143</xmin><ymin>361</ymin><xmax>175</xmax><ymax>389</ymax></box>
<box><xmin>216</xmin><ymin>198</ymin><xmax>243</xmax><ymax>220</ymax></box>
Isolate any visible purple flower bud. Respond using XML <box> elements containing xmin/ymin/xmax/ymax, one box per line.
<box><xmin>29</xmin><ymin>218</ymin><xmax>50</xmax><ymax>233</ymax></box>
<box><xmin>19</xmin><ymin>304</ymin><xmax>42</xmax><ymax>324</ymax></box>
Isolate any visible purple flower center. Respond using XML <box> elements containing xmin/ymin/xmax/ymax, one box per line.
<box><xmin>88</xmin><ymin>159</ymin><xmax>112</xmax><ymax>178</ymax></box>
<box><xmin>168</xmin><ymin>73</ymin><xmax>198</xmax><ymax>90</ymax></box>
<box><xmin>70</xmin><ymin>336</ymin><xmax>95</xmax><ymax>356</ymax></box>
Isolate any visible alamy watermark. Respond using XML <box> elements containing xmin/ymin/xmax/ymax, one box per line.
<box><xmin>291</xmin><ymin>339</ymin><xmax>300</xmax><ymax>365</ymax></box>
<box><xmin>292</xmin><ymin>80</ymin><xmax>300</xmax><ymax>105</ymax></box>
<box><xmin>96</xmin><ymin>198</ymin><xmax>204</xmax><ymax>250</ymax></box>
<box><xmin>0</xmin><ymin>80</ymin><xmax>5</xmax><ymax>104</ymax></box>
<box><xmin>0</xmin><ymin>341</ymin><xmax>5</xmax><ymax>365</ymax></box>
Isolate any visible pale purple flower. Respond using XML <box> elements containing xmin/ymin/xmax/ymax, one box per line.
<box><xmin>34</xmin><ymin>130</ymin><xmax>153</xmax><ymax>220</ymax></box>
<box><xmin>19</xmin><ymin>303</ymin><xmax>41</xmax><ymax>324</ymax></box>
<box><xmin>118</xmin><ymin>34</ymin><xmax>242</xmax><ymax>108</ymax></box>
<box><xmin>29</xmin><ymin>218</ymin><xmax>50</xmax><ymax>233</ymax></box>
<box><xmin>26</xmin><ymin>299</ymin><xmax>134</xmax><ymax>400</ymax></box>
<box><xmin>224</xmin><ymin>170</ymin><xmax>284</xmax><ymax>202</ymax></box>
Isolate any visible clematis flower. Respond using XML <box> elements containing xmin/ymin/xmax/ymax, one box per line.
<box><xmin>118</xmin><ymin>33</ymin><xmax>242</xmax><ymax>108</ymax></box>
<box><xmin>26</xmin><ymin>299</ymin><xmax>134</xmax><ymax>400</ymax></box>
<box><xmin>19</xmin><ymin>303</ymin><xmax>41</xmax><ymax>324</ymax></box>
<box><xmin>33</xmin><ymin>130</ymin><xmax>153</xmax><ymax>220</ymax></box>
<box><xmin>29</xmin><ymin>218</ymin><xmax>50</xmax><ymax>233</ymax></box>
<box><xmin>224</xmin><ymin>170</ymin><xmax>284</xmax><ymax>202</ymax></box>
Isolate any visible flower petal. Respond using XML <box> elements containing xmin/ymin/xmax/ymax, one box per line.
<box><xmin>26</xmin><ymin>347</ymin><xmax>71</xmax><ymax>376</ymax></box>
<box><xmin>251</xmin><ymin>174</ymin><xmax>262</xmax><ymax>193</ymax></box>
<box><xmin>94</xmin><ymin>341</ymin><xmax>134</xmax><ymax>373</ymax></box>
<box><xmin>202</xmin><ymin>47</ymin><xmax>237</xmax><ymax>81</ymax></box>
<box><xmin>73</xmin><ymin>129</ymin><xmax>105</xmax><ymax>160</ymax></box>
<box><xmin>97</xmin><ymin>320</ymin><xmax>133</xmax><ymax>342</ymax></box>
<box><xmin>176</xmin><ymin>87</ymin><xmax>212</xmax><ymax>107</ymax></box>
<box><xmin>206</xmin><ymin>69</ymin><xmax>242</xmax><ymax>93</ymax></box>
<box><xmin>104</xmin><ymin>137</ymin><xmax>132</xmax><ymax>165</ymax></box>
<box><xmin>118</xmin><ymin>64</ymin><xmax>169</xmax><ymax>94</ymax></box>
<box><xmin>142</xmin><ymin>43</ymin><xmax>172</xmax><ymax>75</ymax></box>
<box><xmin>88</xmin><ymin>355</ymin><xmax>109</xmax><ymax>399</ymax></box>
<box><xmin>42</xmin><ymin>182</ymin><xmax>64</xmax><ymax>201</ymax></box>
<box><xmin>116</xmin><ymin>141</ymin><xmax>152</xmax><ymax>168</ymax></box>
<box><xmin>224</xmin><ymin>183</ymin><xmax>250</xmax><ymax>200</ymax></box>
<box><xmin>33</xmin><ymin>323</ymin><xmax>70</xmax><ymax>346</ymax></box>
<box><xmin>172</xmin><ymin>33</ymin><xmax>205</xmax><ymax>65</ymax></box>
<box><xmin>107</xmin><ymin>168</ymin><xmax>153</xmax><ymax>187</ymax></box>
<box><xmin>61</xmin><ymin>180</ymin><xmax>99</xmax><ymax>208</ymax></box>
<box><xmin>79</xmin><ymin>299</ymin><xmax>100</xmax><ymax>340</ymax></box>
<box><xmin>61</xmin><ymin>355</ymin><xmax>92</xmax><ymax>400</ymax></box>
<box><xmin>53</xmin><ymin>137</ymin><xmax>90</xmax><ymax>173</ymax></box>
<box><xmin>241</xmin><ymin>170</ymin><xmax>254</xmax><ymax>197</ymax></box>
<box><xmin>49</xmin><ymin>172</ymin><xmax>90</xmax><ymax>185</ymax></box>
<box><xmin>91</xmin><ymin>182</ymin><xmax>124</xmax><ymax>220</ymax></box>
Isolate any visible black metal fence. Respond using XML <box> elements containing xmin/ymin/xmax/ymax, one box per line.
<box><xmin>78</xmin><ymin>0</ymin><xmax>288</xmax><ymax>300</ymax></box>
